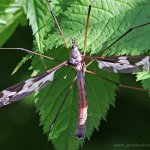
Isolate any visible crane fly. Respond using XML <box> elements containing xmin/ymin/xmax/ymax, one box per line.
<box><xmin>0</xmin><ymin>0</ymin><xmax>150</xmax><ymax>140</ymax></box>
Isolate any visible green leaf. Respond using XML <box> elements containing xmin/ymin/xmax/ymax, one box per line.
<box><xmin>21</xmin><ymin>0</ymin><xmax>75</xmax><ymax>52</ymax></box>
<box><xmin>31</xmin><ymin>48</ymin><xmax>119</xmax><ymax>150</ymax></box>
<box><xmin>136</xmin><ymin>72</ymin><xmax>150</xmax><ymax>81</ymax></box>
<box><xmin>142</xmin><ymin>79</ymin><xmax>150</xmax><ymax>97</ymax></box>
<box><xmin>29</xmin><ymin>0</ymin><xmax>150</xmax><ymax>149</ymax></box>
<box><xmin>11</xmin><ymin>54</ymin><xmax>32</xmax><ymax>75</ymax></box>
<box><xmin>10</xmin><ymin>0</ymin><xmax>66</xmax><ymax>73</ymax></box>
<box><xmin>46</xmin><ymin>0</ymin><xmax>150</xmax><ymax>56</ymax></box>
<box><xmin>21</xmin><ymin>0</ymin><xmax>54</xmax><ymax>52</ymax></box>
<box><xmin>1</xmin><ymin>0</ymin><xmax>150</xmax><ymax>150</ymax></box>
<box><xmin>0</xmin><ymin>0</ymin><xmax>24</xmax><ymax>46</ymax></box>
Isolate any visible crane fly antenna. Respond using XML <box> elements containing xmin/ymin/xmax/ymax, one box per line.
<box><xmin>47</xmin><ymin>0</ymin><xmax>69</xmax><ymax>49</ymax></box>
<box><xmin>84</xmin><ymin>0</ymin><xmax>95</xmax><ymax>56</ymax></box>
<box><xmin>99</xmin><ymin>22</ymin><xmax>150</xmax><ymax>56</ymax></box>
<box><xmin>49</xmin><ymin>77</ymin><xmax>77</xmax><ymax>131</ymax></box>
<box><xmin>86</xmin><ymin>70</ymin><xmax>150</xmax><ymax>93</ymax></box>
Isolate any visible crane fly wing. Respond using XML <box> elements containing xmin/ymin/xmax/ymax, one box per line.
<box><xmin>0</xmin><ymin>70</ymin><xmax>56</xmax><ymax>107</ymax></box>
<box><xmin>0</xmin><ymin>61</ymin><xmax>67</xmax><ymax>107</ymax></box>
<box><xmin>89</xmin><ymin>56</ymin><xmax>150</xmax><ymax>73</ymax></box>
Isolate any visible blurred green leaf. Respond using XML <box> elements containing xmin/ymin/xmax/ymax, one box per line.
<box><xmin>0</xmin><ymin>0</ymin><xmax>24</xmax><ymax>46</ymax></box>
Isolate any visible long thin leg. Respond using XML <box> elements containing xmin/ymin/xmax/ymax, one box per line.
<box><xmin>99</xmin><ymin>22</ymin><xmax>150</xmax><ymax>56</ymax></box>
<box><xmin>86</xmin><ymin>70</ymin><xmax>150</xmax><ymax>92</ymax></box>
<box><xmin>84</xmin><ymin>0</ymin><xmax>95</xmax><ymax>56</ymax></box>
<box><xmin>49</xmin><ymin>77</ymin><xmax>77</xmax><ymax>130</ymax></box>
<box><xmin>85</xmin><ymin>60</ymin><xmax>94</xmax><ymax>68</ymax></box>
<box><xmin>0</xmin><ymin>47</ymin><xmax>63</xmax><ymax>62</ymax></box>
<box><xmin>47</xmin><ymin>0</ymin><xmax>69</xmax><ymax>49</ymax></box>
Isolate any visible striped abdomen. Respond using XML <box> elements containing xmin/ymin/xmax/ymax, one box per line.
<box><xmin>76</xmin><ymin>71</ymin><xmax>88</xmax><ymax>139</ymax></box>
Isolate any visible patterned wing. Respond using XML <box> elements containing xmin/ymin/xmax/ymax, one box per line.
<box><xmin>0</xmin><ymin>61</ymin><xmax>67</xmax><ymax>107</ymax></box>
<box><xmin>92</xmin><ymin>56</ymin><xmax>150</xmax><ymax>73</ymax></box>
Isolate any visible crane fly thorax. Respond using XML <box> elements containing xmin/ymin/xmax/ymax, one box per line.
<box><xmin>69</xmin><ymin>45</ymin><xmax>83</xmax><ymax>71</ymax></box>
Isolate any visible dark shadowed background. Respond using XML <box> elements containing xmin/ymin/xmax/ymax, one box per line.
<box><xmin>0</xmin><ymin>25</ymin><xmax>150</xmax><ymax>150</ymax></box>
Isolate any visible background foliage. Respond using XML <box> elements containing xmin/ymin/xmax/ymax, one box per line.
<box><xmin>0</xmin><ymin>0</ymin><xmax>150</xmax><ymax>150</ymax></box>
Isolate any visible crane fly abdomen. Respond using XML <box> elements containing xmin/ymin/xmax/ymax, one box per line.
<box><xmin>76</xmin><ymin>71</ymin><xmax>88</xmax><ymax>139</ymax></box>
